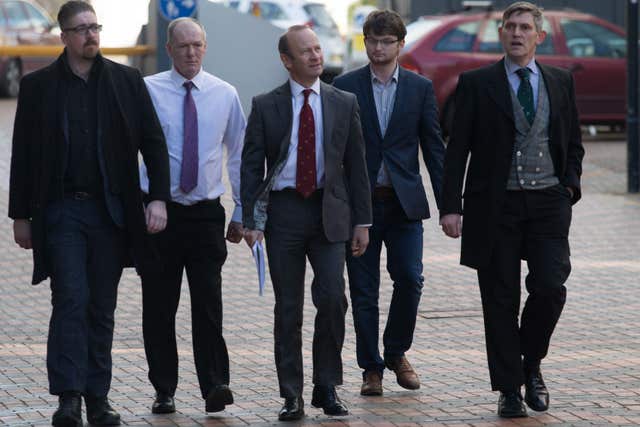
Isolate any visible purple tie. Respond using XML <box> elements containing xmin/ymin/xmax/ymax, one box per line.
<box><xmin>180</xmin><ymin>81</ymin><xmax>198</xmax><ymax>193</ymax></box>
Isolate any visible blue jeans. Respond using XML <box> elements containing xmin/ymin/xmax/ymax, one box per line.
<box><xmin>45</xmin><ymin>197</ymin><xmax>125</xmax><ymax>396</ymax></box>
<box><xmin>346</xmin><ymin>195</ymin><xmax>424</xmax><ymax>375</ymax></box>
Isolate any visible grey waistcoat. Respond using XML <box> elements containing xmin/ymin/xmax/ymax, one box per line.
<box><xmin>507</xmin><ymin>75</ymin><xmax>559</xmax><ymax>190</ymax></box>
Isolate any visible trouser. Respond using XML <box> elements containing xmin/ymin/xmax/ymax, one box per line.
<box><xmin>477</xmin><ymin>186</ymin><xmax>571</xmax><ymax>391</ymax></box>
<box><xmin>346</xmin><ymin>191</ymin><xmax>423</xmax><ymax>375</ymax></box>
<box><xmin>141</xmin><ymin>199</ymin><xmax>229</xmax><ymax>399</ymax></box>
<box><xmin>265</xmin><ymin>189</ymin><xmax>348</xmax><ymax>398</ymax></box>
<box><xmin>45</xmin><ymin>196</ymin><xmax>125</xmax><ymax>397</ymax></box>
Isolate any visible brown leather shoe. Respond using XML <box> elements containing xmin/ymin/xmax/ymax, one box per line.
<box><xmin>360</xmin><ymin>371</ymin><xmax>383</xmax><ymax>396</ymax></box>
<box><xmin>385</xmin><ymin>356</ymin><xmax>420</xmax><ymax>390</ymax></box>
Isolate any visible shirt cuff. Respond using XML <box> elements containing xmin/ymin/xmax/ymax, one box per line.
<box><xmin>355</xmin><ymin>224</ymin><xmax>372</xmax><ymax>228</ymax></box>
<box><xmin>231</xmin><ymin>205</ymin><xmax>242</xmax><ymax>223</ymax></box>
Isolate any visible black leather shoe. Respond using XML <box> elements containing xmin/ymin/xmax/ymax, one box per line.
<box><xmin>85</xmin><ymin>395</ymin><xmax>121</xmax><ymax>425</ymax></box>
<box><xmin>205</xmin><ymin>384</ymin><xmax>234</xmax><ymax>413</ymax></box>
<box><xmin>524</xmin><ymin>369</ymin><xmax>550</xmax><ymax>412</ymax></box>
<box><xmin>311</xmin><ymin>385</ymin><xmax>349</xmax><ymax>416</ymax></box>
<box><xmin>52</xmin><ymin>391</ymin><xmax>82</xmax><ymax>427</ymax></box>
<box><xmin>278</xmin><ymin>396</ymin><xmax>304</xmax><ymax>421</ymax></box>
<box><xmin>497</xmin><ymin>391</ymin><xmax>527</xmax><ymax>418</ymax></box>
<box><xmin>151</xmin><ymin>392</ymin><xmax>175</xmax><ymax>414</ymax></box>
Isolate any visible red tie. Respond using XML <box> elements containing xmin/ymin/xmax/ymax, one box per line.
<box><xmin>296</xmin><ymin>88</ymin><xmax>316</xmax><ymax>198</ymax></box>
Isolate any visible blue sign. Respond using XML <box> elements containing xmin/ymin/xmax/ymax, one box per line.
<box><xmin>159</xmin><ymin>0</ymin><xmax>197</xmax><ymax>21</ymax></box>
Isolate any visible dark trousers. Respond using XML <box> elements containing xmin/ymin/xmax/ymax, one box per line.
<box><xmin>346</xmin><ymin>193</ymin><xmax>423</xmax><ymax>375</ymax></box>
<box><xmin>477</xmin><ymin>185</ymin><xmax>571</xmax><ymax>391</ymax></box>
<box><xmin>141</xmin><ymin>199</ymin><xmax>229</xmax><ymax>399</ymax></box>
<box><xmin>265</xmin><ymin>189</ymin><xmax>348</xmax><ymax>398</ymax></box>
<box><xmin>45</xmin><ymin>196</ymin><xmax>126</xmax><ymax>397</ymax></box>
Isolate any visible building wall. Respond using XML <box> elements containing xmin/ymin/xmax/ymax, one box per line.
<box><xmin>408</xmin><ymin>0</ymin><xmax>626</xmax><ymax>27</ymax></box>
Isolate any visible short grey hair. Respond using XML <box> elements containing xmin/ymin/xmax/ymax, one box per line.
<box><xmin>502</xmin><ymin>1</ymin><xmax>544</xmax><ymax>33</ymax></box>
<box><xmin>167</xmin><ymin>17</ymin><xmax>207</xmax><ymax>45</ymax></box>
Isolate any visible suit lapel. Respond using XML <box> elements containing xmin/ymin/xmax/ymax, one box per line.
<box><xmin>487</xmin><ymin>59</ymin><xmax>514</xmax><ymax>123</ymax></box>
<box><xmin>321</xmin><ymin>82</ymin><xmax>335</xmax><ymax>153</ymax></box>
<box><xmin>273</xmin><ymin>82</ymin><xmax>293</xmax><ymax>153</ymax></box>
<box><xmin>359</xmin><ymin>67</ymin><xmax>383</xmax><ymax>139</ymax></box>
<box><xmin>384</xmin><ymin>67</ymin><xmax>406</xmax><ymax>141</ymax></box>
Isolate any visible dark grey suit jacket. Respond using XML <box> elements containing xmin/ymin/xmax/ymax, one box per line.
<box><xmin>241</xmin><ymin>81</ymin><xmax>372</xmax><ymax>242</ymax></box>
<box><xmin>333</xmin><ymin>65</ymin><xmax>445</xmax><ymax>220</ymax></box>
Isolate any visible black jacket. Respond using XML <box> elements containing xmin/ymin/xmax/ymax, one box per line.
<box><xmin>9</xmin><ymin>52</ymin><xmax>170</xmax><ymax>284</ymax></box>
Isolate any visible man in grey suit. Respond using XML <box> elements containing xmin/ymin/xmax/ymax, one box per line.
<box><xmin>241</xmin><ymin>25</ymin><xmax>372</xmax><ymax>421</ymax></box>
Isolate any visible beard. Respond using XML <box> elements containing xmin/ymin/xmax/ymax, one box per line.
<box><xmin>82</xmin><ymin>42</ymin><xmax>99</xmax><ymax>60</ymax></box>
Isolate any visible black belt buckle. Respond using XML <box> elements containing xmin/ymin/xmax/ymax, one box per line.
<box><xmin>70</xmin><ymin>191</ymin><xmax>92</xmax><ymax>200</ymax></box>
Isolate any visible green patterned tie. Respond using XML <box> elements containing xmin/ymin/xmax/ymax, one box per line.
<box><xmin>516</xmin><ymin>68</ymin><xmax>535</xmax><ymax>125</ymax></box>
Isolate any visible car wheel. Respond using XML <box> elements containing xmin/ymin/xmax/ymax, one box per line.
<box><xmin>0</xmin><ymin>59</ymin><xmax>22</xmax><ymax>98</ymax></box>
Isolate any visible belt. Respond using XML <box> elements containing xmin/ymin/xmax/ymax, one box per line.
<box><xmin>65</xmin><ymin>191</ymin><xmax>94</xmax><ymax>200</ymax></box>
<box><xmin>373</xmin><ymin>186</ymin><xmax>395</xmax><ymax>200</ymax></box>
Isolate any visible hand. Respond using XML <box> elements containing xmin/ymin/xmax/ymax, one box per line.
<box><xmin>566</xmin><ymin>186</ymin><xmax>574</xmax><ymax>199</ymax></box>
<box><xmin>145</xmin><ymin>200</ymin><xmax>167</xmax><ymax>234</ymax></box>
<box><xmin>440</xmin><ymin>213</ymin><xmax>462</xmax><ymax>238</ymax></box>
<box><xmin>244</xmin><ymin>229</ymin><xmax>264</xmax><ymax>248</ymax></box>
<box><xmin>351</xmin><ymin>226</ymin><xmax>369</xmax><ymax>257</ymax></box>
<box><xmin>13</xmin><ymin>219</ymin><xmax>32</xmax><ymax>249</ymax></box>
<box><xmin>226</xmin><ymin>221</ymin><xmax>244</xmax><ymax>243</ymax></box>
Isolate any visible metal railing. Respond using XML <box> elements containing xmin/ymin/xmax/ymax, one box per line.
<box><xmin>0</xmin><ymin>45</ymin><xmax>154</xmax><ymax>56</ymax></box>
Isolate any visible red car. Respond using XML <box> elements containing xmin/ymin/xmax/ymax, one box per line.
<box><xmin>399</xmin><ymin>8</ymin><xmax>627</xmax><ymax>135</ymax></box>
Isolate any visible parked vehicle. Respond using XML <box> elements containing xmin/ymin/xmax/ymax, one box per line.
<box><xmin>399</xmin><ymin>7</ymin><xmax>627</xmax><ymax>135</ymax></box>
<box><xmin>222</xmin><ymin>0</ymin><xmax>345</xmax><ymax>80</ymax></box>
<box><xmin>0</xmin><ymin>0</ymin><xmax>60</xmax><ymax>97</ymax></box>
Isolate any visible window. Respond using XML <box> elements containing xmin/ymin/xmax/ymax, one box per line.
<box><xmin>3</xmin><ymin>1</ymin><xmax>30</xmax><ymax>30</ymax></box>
<box><xmin>561</xmin><ymin>19</ymin><xmax>626</xmax><ymax>58</ymax></box>
<box><xmin>23</xmin><ymin>2</ymin><xmax>52</xmax><ymax>30</ymax></box>
<box><xmin>404</xmin><ymin>18</ymin><xmax>442</xmax><ymax>49</ymax></box>
<box><xmin>478</xmin><ymin>18</ymin><xmax>554</xmax><ymax>54</ymax></box>
<box><xmin>303</xmin><ymin>4</ymin><xmax>337</xmax><ymax>30</ymax></box>
<box><xmin>434</xmin><ymin>21</ymin><xmax>479</xmax><ymax>52</ymax></box>
<box><xmin>258</xmin><ymin>2</ymin><xmax>287</xmax><ymax>21</ymax></box>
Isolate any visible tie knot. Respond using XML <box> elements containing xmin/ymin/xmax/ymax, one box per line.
<box><xmin>516</xmin><ymin>68</ymin><xmax>531</xmax><ymax>81</ymax></box>
<box><xmin>302</xmin><ymin>88</ymin><xmax>312</xmax><ymax>103</ymax></box>
<box><xmin>183</xmin><ymin>81</ymin><xmax>194</xmax><ymax>92</ymax></box>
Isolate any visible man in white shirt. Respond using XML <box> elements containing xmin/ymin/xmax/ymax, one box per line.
<box><xmin>138</xmin><ymin>17</ymin><xmax>246</xmax><ymax>415</ymax></box>
<box><xmin>241</xmin><ymin>25</ymin><xmax>371</xmax><ymax>421</ymax></box>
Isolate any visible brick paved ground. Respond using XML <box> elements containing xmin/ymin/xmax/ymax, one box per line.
<box><xmin>0</xmin><ymin>98</ymin><xmax>638</xmax><ymax>426</ymax></box>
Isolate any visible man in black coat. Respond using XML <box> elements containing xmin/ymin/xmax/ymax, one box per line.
<box><xmin>8</xmin><ymin>2</ymin><xmax>170</xmax><ymax>426</ymax></box>
<box><xmin>440</xmin><ymin>1</ymin><xmax>584</xmax><ymax>419</ymax></box>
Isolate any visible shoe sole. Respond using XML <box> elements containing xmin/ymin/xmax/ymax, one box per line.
<box><xmin>151</xmin><ymin>406</ymin><xmax>176</xmax><ymax>414</ymax></box>
<box><xmin>310</xmin><ymin>401</ymin><xmax>348</xmax><ymax>416</ymax></box>
<box><xmin>360</xmin><ymin>388</ymin><xmax>383</xmax><ymax>396</ymax></box>
<box><xmin>52</xmin><ymin>417</ymin><xmax>82</xmax><ymax>427</ymax></box>
<box><xmin>498</xmin><ymin>411</ymin><xmax>528</xmax><ymax>418</ymax></box>
<box><xmin>278</xmin><ymin>411</ymin><xmax>305</xmax><ymax>421</ymax></box>
<box><xmin>205</xmin><ymin>388</ymin><xmax>234</xmax><ymax>413</ymax></box>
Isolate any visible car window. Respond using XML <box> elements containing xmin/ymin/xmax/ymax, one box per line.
<box><xmin>434</xmin><ymin>21</ymin><xmax>479</xmax><ymax>52</ymax></box>
<box><xmin>228</xmin><ymin>1</ymin><xmax>240</xmax><ymax>10</ymax></box>
<box><xmin>259</xmin><ymin>2</ymin><xmax>288</xmax><ymax>21</ymax></box>
<box><xmin>4</xmin><ymin>1</ymin><xmax>31</xmax><ymax>30</ymax></box>
<box><xmin>479</xmin><ymin>18</ymin><xmax>554</xmax><ymax>54</ymax></box>
<box><xmin>404</xmin><ymin>18</ymin><xmax>442</xmax><ymax>49</ymax></box>
<box><xmin>23</xmin><ymin>2</ymin><xmax>51</xmax><ymax>30</ymax></box>
<box><xmin>303</xmin><ymin>4</ymin><xmax>337</xmax><ymax>30</ymax></box>
<box><xmin>561</xmin><ymin>19</ymin><xmax>626</xmax><ymax>58</ymax></box>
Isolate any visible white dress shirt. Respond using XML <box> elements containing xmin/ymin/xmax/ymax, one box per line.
<box><xmin>140</xmin><ymin>67</ymin><xmax>246</xmax><ymax>222</ymax></box>
<box><xmin>272</xmin><ymin>78</ymin><xmax>325</xmax><ymax>190</ymax></box>
<box><xmin>371</xmin><ymin>64</ymin><xmax>399</xmax><ymax>187</ymax></box>
<box><xmin>505</xmin><ymin>56</ymin><xmax>540</xmax><ymax>112</ymax></box>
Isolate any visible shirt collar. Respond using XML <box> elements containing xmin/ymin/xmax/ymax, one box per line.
<box><xmin>289</xmin><ymin>77</ymin><xmax>321</xmax><ymax>97</ymax></box>
<box><xmin>170</xmin><ymin>67</ymin><xmax>205</xmax><ymax>91</ymax></box>
<box><xmin>504</xmin><ymin>56</ymin><xmax>538</xmax><ymax>77</ymax></box>
<box><xmin>370</xmin><ymin>64</ymin><xmax>399</xmax><ymax>85</ymax></box>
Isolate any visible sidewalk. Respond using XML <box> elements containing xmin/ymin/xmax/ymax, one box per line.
<box><xmin>0</xmin><ymin>96</ymin><xmax>638</xmax><ymax>425</ymax></box>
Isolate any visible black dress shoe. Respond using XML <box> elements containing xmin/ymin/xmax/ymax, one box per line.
<box><xmin>151</xmin><ymin>392</ymin><xmax>175</xmax><ymax>414</ymax></box>
<box><xmin>278</xmin><ymin>396</ymin><xmax>304</xmax><ymax>421</ymax></box>
<box><xmin>85</xmin><ymin>395</ymin><xmax>121</xmax><ymax>425</ymax></box>
<box><xmin>52</xmin><ymin>391</ymin><xmax>82</xmax><ymax>427</ymax></box>
<box><xmin>524</xmin><ymin>369</ymin><xmax>550</xmax><ymax>412</ymax></box>
<box><xmin>311</xmin><ymin>385</ymin><xmax>349</xmax><ymax>416</ymax></box>
<box><xmin>497</xmin><ymin>391</ymin><xmax>527</xmax><ymax>418</ymax></box>
<box><xmin>205</xmin><ymin>384</ymin><xmax>234</xmax><ymax>413</ymax></box>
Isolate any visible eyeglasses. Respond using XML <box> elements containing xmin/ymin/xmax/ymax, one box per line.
<box><xmin>63</xmin><ymin>24</ymin><xmax>103</xmax><ymax>36</ymax></box>
<box><xmin>364</xmin><ymin>37</ymin><xmax>401</xmax><ymax>48</ymax></box>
